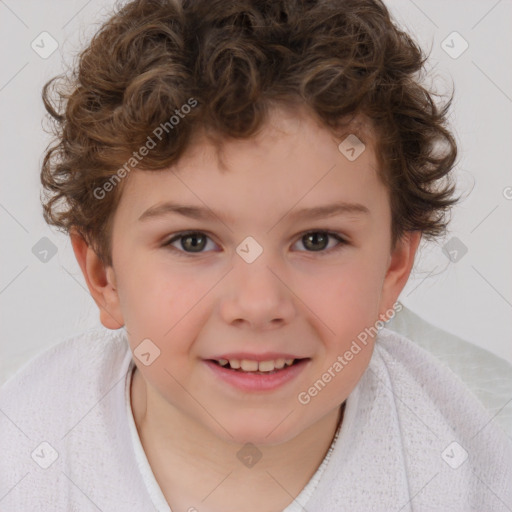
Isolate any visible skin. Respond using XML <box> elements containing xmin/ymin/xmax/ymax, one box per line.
<box><xmin>71</xmin><ymin>105</ymin><xmax>421</xmax><ymax>512</ymax></box>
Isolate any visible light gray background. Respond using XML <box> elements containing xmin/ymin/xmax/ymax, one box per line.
<box><xmin>1</xmin><ymin>0</ymin><xmax>511</xmax><ymax>383</ymax></box>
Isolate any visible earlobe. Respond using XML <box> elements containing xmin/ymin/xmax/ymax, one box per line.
<box><xmin>70</xmin><ymin>229</ymin><xmax>124</xmax><ymax>330</ymax></box>
<box><xmin>379</xmin><ymin>230</ymin><xmax>422</xmax><ymax>318</ymax></box>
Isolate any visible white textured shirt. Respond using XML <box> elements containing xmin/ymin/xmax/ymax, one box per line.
<box><xmin>1</xmin><ymin>326</ymin><xmax>511</xmax><ymax>511</ymax></box>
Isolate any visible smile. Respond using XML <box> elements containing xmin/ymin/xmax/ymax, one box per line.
<box><xmin>213</xmin><ymin>357</ymin><xmax>296</xmax><ymax>373</ymax></box>
<box><xmin>203</xmin><ymin>358</ymin><xmax>311</xmax><ymax>392</ymax></box>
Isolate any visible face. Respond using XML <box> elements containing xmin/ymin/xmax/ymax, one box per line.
<box><xmin>103</xmin><ymin>106</ymin><xmax>413</xmax><ymax>445</ymax></box>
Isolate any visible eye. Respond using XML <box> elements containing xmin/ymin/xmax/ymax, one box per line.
<box><xmin>163</xmin><ymin>231</ymin><xmax>219</xmax><ymax>256</ymax></box>
<box><xmin>292</xmin><ymin>231</ymin><xmax>347</xmax><ymax>255</ymax></box>
<box><xmin>163</xmin><ymin>230</ymin><xmax>347</xmax><ymax>257</ymax></box>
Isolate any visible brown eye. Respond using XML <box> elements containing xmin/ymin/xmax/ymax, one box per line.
<box><xmin>164</xmin><ymin>231</ymin><xmax>217</xmax><ymax>255</ymax></box>
<box><xmin>294</xmin><ymin>231</ymin><xmax>347</xmax><ymax>255</ymax></box>
<box><xmin>180</xmin><ymin>233</ymin><xmax>206</xmax><ymax>252</ymax></box>
<box><xmin>302</xmin><ymin>232</ymin><xmax>329</xmax><ymax>251</ymax></box>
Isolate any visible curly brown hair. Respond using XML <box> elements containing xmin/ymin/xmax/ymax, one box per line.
<box><xmin>40</xmin><ymin>0</ymin><xmax>459</xmax><ymax>266</ymax></box>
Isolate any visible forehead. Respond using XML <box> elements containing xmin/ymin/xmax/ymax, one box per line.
<box><xmin>187</xmin><ymin>105</ymin><xmax>378</xmax><ymax>171</ymax></box>
<box><xmin>115</xmin><ymin>106</ymin><xmax>385</xmax><ymax>224</ymax></box>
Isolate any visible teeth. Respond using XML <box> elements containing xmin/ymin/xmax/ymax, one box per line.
<box><xmin>215</xmin><ymin>358</ymin><xmax>297</xmax><ymax>372</ymax></box>
<box><xmin>240</xmin><ymin>359</ymin><xmax>259</xmax><ymax>371</ymax></box>
<box><xmin>274</xmin><ymin>358</ymin><xmax>286</xmax><ymax>369</ymax></box>
<box><xmin>258</xmin><ymin>360</ymin><xmax>276</xmax><ymax>372</ymax></box>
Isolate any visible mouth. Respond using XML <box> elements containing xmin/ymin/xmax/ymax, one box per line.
<box><xmin>207</xmin><ymin>357</ymin><xmax>307</xmax><ymax>374</ymax></box>
<box><xmin>203</xmin><ymin>357</ymin><xmax>311</xmax><ymax>392</ymax></box>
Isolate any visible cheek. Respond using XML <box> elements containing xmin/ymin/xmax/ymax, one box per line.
<box><xmin>117</xmin><ymin>257</ymin><xmax>200</xmax><ymax>320</ymax></box>
<box><xmin>117</xmin><ymin>259</ymin><xmax>218</xmax><ymax>362</ymax></box>
<box><xmin>305</xmin><ymin>267</ymin><xmax>383</xmax><ymax>401</ymax></box>
<box><xmin>305</xmin><ymin>255</ymin><xmax>386</xmax><ymax>331</ymax></box>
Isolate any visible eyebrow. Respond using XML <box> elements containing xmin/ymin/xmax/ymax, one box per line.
<box><xmin>138</xmin><ymin>200</ymin><xmax>370</xmax><ymax>224</ymax></box>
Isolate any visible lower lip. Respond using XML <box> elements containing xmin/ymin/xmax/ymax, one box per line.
<box><xmin>203</xmin><ymin>359</ymin><xmax>310</xmax><ymax>392</ymax></box>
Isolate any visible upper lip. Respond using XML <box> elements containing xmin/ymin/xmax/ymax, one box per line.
<box><xmin>206</xmin><ymin>352</ymin><xmax>309</xmax><ymax>361</ymax></box>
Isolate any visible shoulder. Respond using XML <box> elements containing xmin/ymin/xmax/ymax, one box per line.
<box><xmin>0</xmin><ymin>327</ymin><xmax>130</xmax><ymax>442</ymax></box>
<box><xmin>371</xmin><ymin>327</ymin><xmax>512</xmax><ymax>507</ymax></box>
<box><xmin>0</xmin><ymin>327</ymin><xmax>137</xmax><ymax>509</ymax></box>
<box><xmin>0</xmin><ymin>327</ymin><xmax>131</xmax><ymax>429</ymax></box>
<box><xmin>0</xmin><ymin>326</ymin><xmax>130</xmax><ymax>403</ymax></box>
<box><xmin>385</xmin><ymin>304</ymin><xmax>512</xmax><ymax>436</ymax></box>
<box><xmin>309</xmin><ymin>328</ymin><xmax>512</xmax><ymax>510</ymax></box>
<box><xmin>372</xmin><ymin>327</ymin><xmax>506</xmax><ymax>432</ymax></box>
<box><xmin>374</xmin><ymin>326</ymin><xmax>512</xmax><ymax>427</ymax></box>
<box><xmin>0</xmin><ymin>326</ymin><xmax>131</xmax><ymax>433</ymax></box>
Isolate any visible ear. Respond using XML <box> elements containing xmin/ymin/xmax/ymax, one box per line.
<box><xmin>378</xmin><ymin>230</ymin><xmax>422</xmax><ymax>319</ymax></box>
<box><xmin>70</xmin><ymin>229</ymin><xmax>124</xmax><ymax>330</ymax></box>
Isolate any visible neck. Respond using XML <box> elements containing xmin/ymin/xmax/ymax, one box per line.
<box><xmin>130</xmin><ymin>365</ymin><xmax>345</xmax><ymax>512</ymax></box>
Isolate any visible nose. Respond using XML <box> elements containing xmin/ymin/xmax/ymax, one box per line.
<box><xmin>219</xmin><ymin>251</ymin><xmax>296</xmax><ymax>330</ymax></box>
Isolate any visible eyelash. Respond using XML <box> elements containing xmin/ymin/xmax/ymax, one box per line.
<box><xmin>162</xmin><ymin>230</ymin><xmax>348</xmax><ymax>258</ymax></box>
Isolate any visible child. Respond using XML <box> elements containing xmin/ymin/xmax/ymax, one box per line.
<box><xmin>1</xmin><ymin>0</ymin><xmax>511</xmax><ymax>510</ymax></box>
